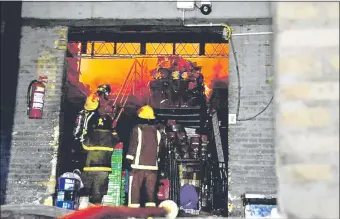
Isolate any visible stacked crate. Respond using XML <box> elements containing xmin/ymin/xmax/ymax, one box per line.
<box><xmin>120</xmin><ymin>170</ymin><xmax>126</xmax><ymax>205</ymax></box>
<box><xmin>102</xmin><ymin>148</ymin><xmax>123</xmax><ymax>206</ymax></box>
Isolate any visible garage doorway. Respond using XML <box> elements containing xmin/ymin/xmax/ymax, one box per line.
<box><xmin>57</xmin><ymin>27</ymin><xmax>229</xmax><ymax>210</ymax></box>
<box><xmin>57</xmin><ymin>25</ymin><xmax>229</xmax><ymax>184</ymax></box>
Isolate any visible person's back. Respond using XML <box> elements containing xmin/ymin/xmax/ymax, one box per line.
<box><xmin>132</xmin><ymin>124</ymin><xmax>159</xmax><ymax>169</ymax></box>
<box><xmin>126</xmin><ymin>105</ymin><xmax>162</xmax><ymax>208</ymax></box>
<box><xmin>78</xmin><ymin>84</ymin><xmax>119</xmax><ymax>204</ymax></box>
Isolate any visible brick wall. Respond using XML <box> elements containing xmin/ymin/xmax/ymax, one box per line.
<box><xmin>4</xmin><ymin>24</ymin><xmax>278</xmax><ymax>213</ymax></box>
<box><xmin>5</xmin><ymin>26</ymin><xmax>68</xmax><ymax>204</ymax></box>
<box><xmin>273</xmin><ymin>2</ymin><xmax>339</xmax><ymax>218</ymax></box>
<box><xmin>227</xmin><ymin>23</ymin><xmax>276</xmax><ymax>216</ymax></box>
<box><xmin>4</xmin><ymin>16</ymin><xmax>277</xmax><ymax>214</ymax></box>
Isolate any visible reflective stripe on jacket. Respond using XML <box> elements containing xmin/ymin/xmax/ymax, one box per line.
<box><xmin>82</xmin><ymin>129</ymin><xmax>118</xmax><ymax>172</ymax></box>
<box><xmin>126</xmin><ymin>124</ymin><xmax>161</xmax><ymax>170</ymax></box>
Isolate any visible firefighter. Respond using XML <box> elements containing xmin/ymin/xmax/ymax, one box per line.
<box><xmin>179</xmin><ymin>71</ymin><xmax>190</xmax><ymax>107</ymax></box>
<box><xmin>170</xmin><ymin>70</ymin><xmax>181</xmax><ymax>107</ymax></box>
<box><xmin>80</xmin><ymin>84</ymin><xmax>119</xmax><ymax>204</ymax></box>
<box><xmin>152</xmin><ymin>68</ymin><xmax>171</xmax><ymax>108</ymax></box>
<box><xmin>192</xmin><ymin>66</ymin><xmax>204</xmax><ymax>96</ymax></box>
<box><xmin>83</xmin><ymin>84</ymin><xmax>114</xmax><ymax>132</ymax></box>
<box><xmin>187</xmin><ymin>66</ymin><xmax>205</xmax><ymax>107</ymax></box>
<box><xmin>125</xmin><ymin>105</ymin><xmax>162</xmax><ymax>208</ymax></box>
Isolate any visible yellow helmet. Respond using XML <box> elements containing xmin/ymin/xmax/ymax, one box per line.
<box><xmin>84</xmin><ymin>93</ymin><xmax>99</xmax><ymax>111</ymax></box>
<box><xmin>182</xmin><ymin>72</ymin><xmax>189</xmax><ymax>79</ymax></box>
<box><xmin>137</xmin><ymin>105</ymin><xmax>156</xmax><ymax>120</ymax></box>
<box><xmin>172</xmin><ymin>71</ymin><xmax>180</xmax><ymax>80</ymax></box>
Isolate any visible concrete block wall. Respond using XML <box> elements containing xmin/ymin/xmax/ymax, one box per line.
<box><xmin>227</xmin><ymin>24</ymin><xmax>275</xmax><ymax>216</ymax></box>
<box><xmin>5</xmin><ymin>26</ymin><xmax>68</xmax><ymax>205</ymax></box>
<box><xmin>273</xmin><ymin>2</ymin><xmax>339</xmax><ymax>218</ymax></box>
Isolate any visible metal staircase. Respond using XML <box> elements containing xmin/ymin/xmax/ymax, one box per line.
<box><xmin>211</xmin><ymin>111</ymin><xmax>225</xmax><ymax>163</ymax></box>
<box><xmin>154</xmin><ymin>107</ymin><xmax>206</xmax><ymax>130</ymax></box>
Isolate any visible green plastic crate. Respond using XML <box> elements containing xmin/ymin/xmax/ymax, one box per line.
<box><xmin>109</xmin><ymin>170</ymin><xmax>121</xmax><ymax>174</ymax></box>
<box><xmin>108</xmin><ymin>185</ymin><xmax>121</xmax><ymax>189</ymax></box>
<box><xmin>107</xmin><ymin>191</ymin><xmax>120</xmax><ymax>195</ymax></box>
<box><xmin>109</xmin><ymin>177</ymin><xmax>120</xmax><ymax>180</ymax></box>
<box><xmin>112</xmin><ymin>153</ymin><xmax>122</xmax><ymax>157</ymax></box>
<box><xmin>108</xmin><ymin>184</ymin><xmax>121</xmax><ymax>188</ymax></box>
<box><xmin>108</xmin><ymin>178</ymin><xmax>121</xmax><ymax>181</ymax></box>
<box><xmin>107</xmin><ymin>185</ymin><xmax>121</xmax><ymax>189</ymax></box>
<box><xmin>111</xmin><ymin>158</ymin><xmax>122</xmax><ymax>163</ymax></box>
<box><xmin>111</xmin><ymin>163</ymin><xmax>122</xmax><ymax>169</ymax></box>
<box><xmin>107</xmin><ymin>153</ymin><xmax>123</xmax><ymax>205</ymax></box>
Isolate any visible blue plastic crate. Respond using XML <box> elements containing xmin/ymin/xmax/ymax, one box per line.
<box><xmin>56</xmin><ymin>201</ymin><xmax>76</xmax><ymax>210</ymax></box>
<box><xmin>58</xmin><ymin>177</ymin><xmax>80</xmax><ymax>191</ymax></box>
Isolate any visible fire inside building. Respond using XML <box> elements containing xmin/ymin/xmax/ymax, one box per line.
<box><xmin>2</xmin><ymin>2</ymin><xmax>339</xmax><ymax>219</ymax></box>
<box><xmin>56</xmin><ymin>27</ymin><xmax>231</xmax><ymax>216</ymax></box>
<box><xmin>1</xmin><ymin>2</ymin><xmax>280</xmax><ymax>218</ymax></box>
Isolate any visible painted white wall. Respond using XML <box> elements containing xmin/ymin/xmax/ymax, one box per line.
<box><xmin>22</xmin><ymin>2</ymin><xmax>271</xmax><ymax>20</ymax></box>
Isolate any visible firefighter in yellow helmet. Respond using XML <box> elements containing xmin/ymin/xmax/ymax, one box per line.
<box><xmin>74</xmin><ymin>85</ymin><xmax>112</xmax><ymax>141</ymax></box>
<box><xmin>179</xmin><ymin>71</ymin><xmax>190</xmax><ymax>107</ymax></box>
<box><xmin>75</xmin><ymin>84</ymin><xmax>120</xmax><ymax>204</ymax></box>
<box><xmin>126</xmin><ymin>105</ymin><xmax>162</xmax><ymax>208</ymax></box>
<box><xmin>170</xmin><ymin>70</ymin><xmax>190</xmax><ymax>107</ymax></box>
<box><xmin>80</xmin><ymin>84</ymin><xmax>114</xmax><ymax>138</ymax></box>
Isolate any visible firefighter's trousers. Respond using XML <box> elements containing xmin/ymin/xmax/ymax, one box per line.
<box><xmin>128</xmin><ymin>169</ymin><xmax>157</xmax><ymax>208</ymax></box>
<box><xmin>82</xmin><ymin>171</ymin><xmax>109</xmax><ymax>204</ymax></box>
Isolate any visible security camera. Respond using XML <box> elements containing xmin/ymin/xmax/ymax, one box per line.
<box><xmin>199</xmin><ymin>1</ymin><xmax>212</xmax><ymax>15</ymax></box>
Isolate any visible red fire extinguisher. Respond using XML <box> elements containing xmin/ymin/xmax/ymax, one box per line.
<box><xmin>27</xmin><ymin>78</ymin><xmax>46</xmax><ymax>119</ymax></box>
<box><xmin>157</xmin><ymin>179</ymin><xmax>170</xmax><ymax>200</ymax></box>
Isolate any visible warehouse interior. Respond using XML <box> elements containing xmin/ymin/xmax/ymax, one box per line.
<box><xmin>56</xmin><ymin>25</ymin><xmax>230</xmax><ymax>214</ymax></box>
<box><xmin>1</xmin><ymin>2</ymin><xmax>338</xmax><ymax>219</ymax></box>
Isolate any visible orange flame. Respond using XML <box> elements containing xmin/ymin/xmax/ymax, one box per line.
<box><xmin>204</xmin><ymin>84</ymin><xmax>212</xmax><ymax>98</ymax></box>
<box><xmin>68</xmin><ymin>45</ymin><xmax>229</xmax><ymax>104</ymax></box>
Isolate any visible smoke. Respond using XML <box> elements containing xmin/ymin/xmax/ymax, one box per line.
<box><xmin>209</xmin><ymin>60</ymin><xmax>229</xmax><ymax>89</ymax></box>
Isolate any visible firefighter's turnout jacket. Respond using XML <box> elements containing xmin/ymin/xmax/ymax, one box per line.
<box><xmin>82</xmin><ymin>92</ymin><xmax>117</xmax><ymax>172</ymax></box>
<box><xmin>126</xmin><ymin>123</ymin><xmax>162</xmax><ymax>208</ymax></box>
<box><xmin>82</xmin><ymin>130</ymin><xmax>118</xmax><ymax>172</ymax></box>
<box><xmin>126</xmin><ymin>124</ymin><xmax>162</xmax><ymax>170</ymax></box>
<box><xmin>76</xmin><ymin>85</ymin><xmax>116</xmax><ymax>204</ymax></box>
